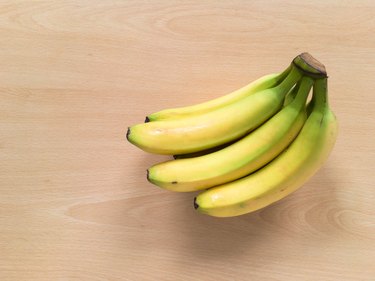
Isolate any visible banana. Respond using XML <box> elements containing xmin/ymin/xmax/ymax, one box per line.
<box><xmin>146</xmin><ymin>52</ymin><xmax>326</xmax><ymax>123</ymax></box>
<box><xmin>194</xmin><ymin>78</ymin><xmax>338</xmax><ymax>217</ymax></box>
<box><xmin>147</xmin><ymin>77</ymin><xmax>313</xmax><ymax>191</ymax></box>
<box><xmin>174</xmin><ymin>80</ymin><xmax>302</xmax><ymax>160</ymax></box>
<box><xmin>127</xmin><ymin>66</ymin><xmax>302</xmax><ymax>155</ymax></box>
<box><xmin>146</xmin><ymin>66</ymin><xmax>291</xmax><ymax>122</ymax></box>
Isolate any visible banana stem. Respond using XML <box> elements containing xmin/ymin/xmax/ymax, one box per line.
<box><xmin>275</xmin><ymin>64</ymin><xmax>292</xmax><ymax>84</ymax></box>
<box><xmin>312</xmin><ymin>78</ymin><xmax>328</xmax><ymax>110</ymax></box>
<box><xmin>275</xmin><ymin>65</ymin><xmax>302</xmax><ymax>93</ymax></box>
<box><xmin>293</xmin><ymin>76</ymin><xmax>314</xmax><ymax>106</ymax></box>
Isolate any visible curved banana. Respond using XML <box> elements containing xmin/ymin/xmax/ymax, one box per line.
<box><xmin>194</xmin><ymin>78</ymin><xmax>338</xmax><ymax>217</ymax></box>
<box><xmin>147</xmin><ymin>77</ymin><xmax>314</xmax><ymax>191</ymax></box>
<box><xmin>146</xmin><ymin>66</ymin><xmax>291</xmax><ymax>122</ymax></box>
<box><xmin>174</xmin><ymin>80</ymin><xmax>302</xmax><ymax>160</ymax></box>
<box><xmin>175</xmin><ymin>79</ymin><xmax>302</xmax><ymax>159</ymax></box>
<box><xmin>127</xmin><ymin>66</ymin><xmax>302</xmax><ymax>155</ymax></box>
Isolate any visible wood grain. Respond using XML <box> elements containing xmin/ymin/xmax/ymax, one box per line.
<box><xmin>1</xmin><ymin>1</ymin><xmax>374</xmax><ymax>280</ymax></box>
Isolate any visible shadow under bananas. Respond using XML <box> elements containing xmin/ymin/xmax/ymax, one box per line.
<box><xmin>165</xmin><ymin>191</ymin><xmax>276</xmax><ymax>260</ymax></box>
<box><xmin>168</xmin><ymin>159</ymin><xmax>344</xmax><ymax>262</ymax></box>
<box><xmin>258</xmin><ymin>160</ymin><xmax>345</xmax><ymax>239</ymax></box>
<box><xmin>124</xmin><ymin>150</ymin><xmax>344</xmax><ymax>264</ymax></box>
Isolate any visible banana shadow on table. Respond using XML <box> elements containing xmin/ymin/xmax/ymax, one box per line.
<box><xmin>122</xmin><ymin>153</ymin><xmax>344</xmax><ymax>266</ymax></box>
<box><xmin>167</xmin><ymin>161</ymin><xmax>344</xmax><ymax>260</ymax></box>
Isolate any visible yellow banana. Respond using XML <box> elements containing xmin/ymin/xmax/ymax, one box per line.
<box><xmin>146</xmin><ymin>66</ymin><xmax>291</xmax><ymax>122</ymax></box>
<box><xmin>174</xmin><ymin>80</ymin><xmax>302</xmax><ymax>160</ymax></box>
<box><xmin>147</xmin><ymin>77</ymin><xmax>314</xmax><ymax>192</ymax></box>
<box><xmin>127</xmin><ymin>66</ymin><xmax>302</xmax><ymax>155</ymax></box>
<box><xmin>194</xmin><ymin>78</ymin><xmax>338</xmax><ymax>217</ymax></box>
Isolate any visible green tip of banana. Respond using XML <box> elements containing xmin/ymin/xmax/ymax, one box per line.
<box><xmin>127</xmin><ymin>52</ymin><xmax>337</xmax><ymax>218</ymax></box>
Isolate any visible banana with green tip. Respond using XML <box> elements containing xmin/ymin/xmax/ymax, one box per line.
<box><xmin>127</xmin><ymin>66</ymin><xmax>302</xmax><ymax>155</ymax></box>
<box><xmin>174</xmin><ymin>81</ymin><xmax>301</xmax><ymax>160</ymax></box>
<box><xmin>194</xmin><ymin>78</ymin><xmax>338</xmax><ymax>217</ymax></box>
<box><xmin>146</xmin><ymin>52</ymin><xmax>324</xmax><ymax>123</ymax></box>
<box><xmin>147</xmin><ymin>77</ymin><xmax>314</xmax><ymax>191</ymax></box>
<box><xmin>146</xmin><ymin>67</ymin><xmax>291</xmax><ymax>122</ymax></box>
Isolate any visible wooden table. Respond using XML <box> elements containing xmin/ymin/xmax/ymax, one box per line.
<box><xmin>1</xmin><ymin>1</ymin><xmax>374</xmax><ymax>280</ymax></box>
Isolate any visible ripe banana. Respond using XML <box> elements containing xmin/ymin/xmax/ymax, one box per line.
<box><xmin>174</xmin><ymin>80</ymin><xmax>302</xmax><ymax>160</ymax></box>
<box><xmin>194</xmin><ymin>78</ymin><xmax>338</xmax><ymax>217</ymax></box>
<box><xmin>147</xmin><ymin>77</ymin><xmax>314</xmax><ymax>192</ymax></box>
<box><xmin>127</xmin><ymin>66</ymin><xmax>302</xmax><ymax>155</ymax></box>
<box><xmin>146</xmin><ymin>66</ymin><xmax>291</xmax><ymax>122</ymax></box>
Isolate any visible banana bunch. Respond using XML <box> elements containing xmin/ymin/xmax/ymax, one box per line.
<box><xmin>127</xmin><ymin>53</ymin><xmax>338</xmax><ymax>217</ymax></box>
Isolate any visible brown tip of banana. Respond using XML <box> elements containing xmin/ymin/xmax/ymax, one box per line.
<box><xmin>126</xmin><ymin>127</ymin><xmax>131</xmax><ymax>141</ymax></box>
<box><xmin>144</xmin><ymin>116</ymin><xmax>150</xmax><ymax>123</ymax></box>
<box><xmin>146</xmin><ymin>169</ymin><xmax>150</xmax><ymax>182</ymax></box>
<box><xmin>193</xmin><ymin>197</ymin><xmax>199</xmax><ymax>209</ymax></box>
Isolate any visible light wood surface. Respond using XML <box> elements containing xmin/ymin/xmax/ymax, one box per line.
<box><xmin>1</xmin><ymin>1</ymin><xmax>374</xmax><ymax>280</ymax></box>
